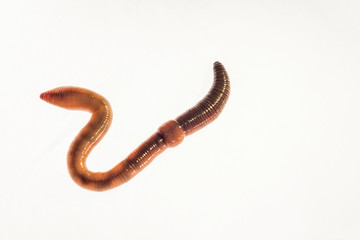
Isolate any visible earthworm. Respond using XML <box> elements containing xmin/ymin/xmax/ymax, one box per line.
<box><xmin>40</xmin><ymin>61</ymin><xmax>230</xmax><ymax>191</ymax></box>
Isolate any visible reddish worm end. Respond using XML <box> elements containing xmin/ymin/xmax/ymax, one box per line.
<box><xmin>40</xmin><ymin>62</ymin><xmax>230</xmax><ymax>191</ymax></box>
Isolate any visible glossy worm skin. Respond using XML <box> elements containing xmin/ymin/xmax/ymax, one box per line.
<box><xmin>40</xmin><ymin>62</ymin><xmax>230</xmax><ymax>191</ymax></box>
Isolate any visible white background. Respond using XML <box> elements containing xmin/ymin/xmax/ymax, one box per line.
<box><xmin>1</xmin><ymin>0</ymin><xmax>360</xmax><ymax>239</ymax></box>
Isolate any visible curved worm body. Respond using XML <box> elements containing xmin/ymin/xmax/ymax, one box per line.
<box><xmin>40</xmin><ymin>62</ymin><xmax>230</xmax><ymax>191</ymax></box>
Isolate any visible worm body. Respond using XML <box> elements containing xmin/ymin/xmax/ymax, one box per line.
<box><xmin>40</xmin><ymin>62</ymin><xmax>230</xmax><ymax>191</ymax></box>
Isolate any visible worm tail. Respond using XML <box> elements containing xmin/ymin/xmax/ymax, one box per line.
<box><xmin>175</xmin><ymin>61</ymin><xmax>230</xmax><ymax>136</ymax></box>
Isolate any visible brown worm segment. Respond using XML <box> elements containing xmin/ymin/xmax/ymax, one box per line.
<box><xmin>40</xmin><ymin>61</ymin><xmax>230</xmax><ymax>191</ymax></box>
